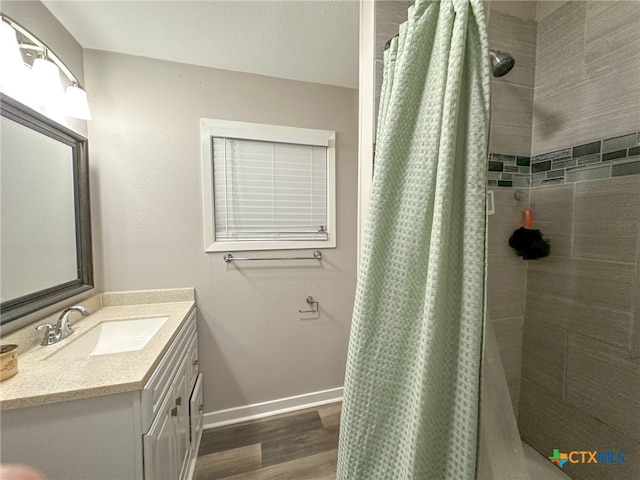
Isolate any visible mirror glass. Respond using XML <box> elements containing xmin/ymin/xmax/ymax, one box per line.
<box><xmin>0</xmin><ymin>94</ymin><xmax>93</xmax><ymax>324</ymax></box>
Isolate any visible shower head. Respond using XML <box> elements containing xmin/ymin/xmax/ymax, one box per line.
<box><xmin>490</xmin><ymin>50</ymin><xmax>515</xmax><ymax>78</ymax></box>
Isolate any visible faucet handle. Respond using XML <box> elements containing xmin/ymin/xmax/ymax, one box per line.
<box><xmin>36</xmin><ymin>324</ymin><xmax>56</xmax><ymax>346</ymax></box>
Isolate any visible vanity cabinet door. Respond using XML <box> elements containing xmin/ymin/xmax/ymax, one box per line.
<box><xmin>143</xmin><ymin>381</ymin><xmax>180</xmax><ymax>480</ymax></box>
<box><xmin>189</xmin><ymin>373</ymin><xmax>204</xmax><ymax>448</ymax></box>
<box><xmin>141</xmin><ymin>311</ymin><xmax>200</xmax><ymax>480</ymax></box>
<box><xmin>144</xmin><ymin>354</ymin><xmax>190</xmax><ymax>480</ymax></box>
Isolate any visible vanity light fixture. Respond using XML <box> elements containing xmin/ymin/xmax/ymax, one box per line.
<box><xmin>0</xmin><ymin>15</ymin><xmax>91</xmax><ymax>121</ymax></box>
<box><xmin>0</xmin><ymin>19</ymin><xmax>26</xmax><ymax>99</ymax></box>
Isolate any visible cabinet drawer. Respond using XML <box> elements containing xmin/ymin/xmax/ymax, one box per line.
<box><xmin>141</xmin><ymin>309</ymin><xmax>196</xmax><ymax>432</ymax></box>
<box><xmin>143</xmin><ymin>373</ymin><xmax>176</xmax><ymax>480</ymax></box>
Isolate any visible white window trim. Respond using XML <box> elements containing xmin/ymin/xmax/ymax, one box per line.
<box><xmin>200</xmin><ymin>118</ymin><xmax>336</xmax><ymax>252</ymax></box>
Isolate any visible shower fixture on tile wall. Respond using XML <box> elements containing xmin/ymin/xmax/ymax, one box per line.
<box><xmin>489</xmin><ymin>50</ymin><xmax>515</xmax><ymax>78</ymax></box>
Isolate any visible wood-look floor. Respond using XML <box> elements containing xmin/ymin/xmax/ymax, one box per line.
<box><xmin>195</xmin><ymin>403</ymin><xmax>341</xmax><ymax>479</ymax></box>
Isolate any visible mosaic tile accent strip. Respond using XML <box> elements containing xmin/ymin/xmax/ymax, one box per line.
<box><xmin>486</xmin><ymin>152</ymin><xmax>530</xmax><ymax>187</ymax></box>
<box><xmin>572</xmin><ymin>141</ymin><xmax>600</xmax><ymax>158</ymax></box>
<box><xmin>489</xmin><ymin>161</ymin><xmax>504</xmax><ymax>172</ymax></box>
<box><xmin>612</xmin><ymin>157</ymin><xmax>640</xmax><ymax>177</ymax></box>
<box><xmin>602</xmin><ymin>149</ymin><xmax>627</xmax><ymax>161</ymax></box>
<box><xmin>602</xmin><ymin>133</ymin><xmax>638</xmax><ymax>153</ymax></box>
<box><xmin>532</xmin><ymin>148</ymin><xmax>571</xmax><ymax>163</ymax></box>
<box><xmin>487</xmin><ymin>130</ymin><xmax>640</xmax><ymax>187</ymax></box>
<box><xmin>532</xmin><ymin>161</ymin><xmax>551</xmax><ymax>173</ymax></box>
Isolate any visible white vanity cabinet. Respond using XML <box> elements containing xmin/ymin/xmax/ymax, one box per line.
<box><xmin>142</xmin><ymin>311</ymin><xmax>201</xmax><ymax>480</ymax></box>
<box><xmin>0</xmin><ymin>309</ymin><xmax>203</xmax><ymax>480</ymax></box>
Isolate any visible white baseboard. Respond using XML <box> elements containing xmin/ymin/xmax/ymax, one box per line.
<box><xmin>202</xmin><ymin>386</ymin><xmax>343</xmax><ymax>429</ymax></box>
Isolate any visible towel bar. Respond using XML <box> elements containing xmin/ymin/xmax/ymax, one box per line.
<box><xmin>223</xmin><ymin>251</ymin><xmax>322</xmax><ymax>263</ymax></box>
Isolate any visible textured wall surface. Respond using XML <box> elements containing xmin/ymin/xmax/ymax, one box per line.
<box><xmin>84</xmin><ymin>50</ymin><xmax>358</xmax><ymax>414</ymax></box>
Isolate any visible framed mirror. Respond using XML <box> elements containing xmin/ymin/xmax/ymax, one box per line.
<box><xmin>0</xmin><ymin>93</ymin><xmax>93</xmax><ymax>324</ymax></box>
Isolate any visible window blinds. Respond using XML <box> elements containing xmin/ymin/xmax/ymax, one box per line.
<box><xmin>212</xmin><ymin>137</ymin><xmax>328</xmax><ymax>242</ymax></box>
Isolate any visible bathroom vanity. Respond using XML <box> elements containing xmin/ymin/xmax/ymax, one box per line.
<box><xmin>0</xmin><ymin>289</ymin><xmax>202</xmax><ymax>480</ymax></box>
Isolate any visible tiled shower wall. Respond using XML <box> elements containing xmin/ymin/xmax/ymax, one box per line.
<box><xmin>517</xmin><ymin>2</ymin><xmax>640</xmax><ymax>479</ymax></box>
<box><xmin>485</xmin><ymin>1</ymin><xmax>536</xmax><ymax>414</ymax></box>
<box><xmin>487</xmin><ymin>1</ymin><xmax>536</xmax><ymax>157</ymax></box>
<box><xmin>531</xmin><ymin>1</ymin><xmax>640</xmax><ymax>155</ymax></box>
<box><xmin>518</xmin><ymin>177</ymin><xmax>640</xmax><ymax>480</ymax></box>
<box><xmin>486</xmin><ymin>186</ymin><xmax>529</xmax><ymax>415</ymax></box>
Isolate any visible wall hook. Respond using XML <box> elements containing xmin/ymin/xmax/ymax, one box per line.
<box><xmin>298</xmin><ymin>296</ymin><xmax>319</xmax><ymax>314</ymax></box>
<box><xmin>514</xmin><ymin>190</ymin><xmax>524</xmax><ymax>202</ymax></box>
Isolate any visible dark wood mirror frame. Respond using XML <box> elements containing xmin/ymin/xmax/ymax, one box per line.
<box><xmin>0</xmin><ymin>94</ymin><xmax>93</xmax><ymax>324</ymax></box>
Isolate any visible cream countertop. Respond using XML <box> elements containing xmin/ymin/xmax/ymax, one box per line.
<box><xmin>0</xmin><ymin>288</ymin><xmax>195</xmax><ymax>411</ymax></box>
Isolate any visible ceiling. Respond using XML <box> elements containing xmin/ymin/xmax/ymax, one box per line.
<box><xmin>42</xmin><ymin>0</ymin><xmax>359</xmax><ymax>89</ymax></box>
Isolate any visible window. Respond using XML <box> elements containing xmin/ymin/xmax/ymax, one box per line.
<box><xmin>201</xmin><ymin>119</ymin><xmax>336</xmax><ymax>252</ymax></box>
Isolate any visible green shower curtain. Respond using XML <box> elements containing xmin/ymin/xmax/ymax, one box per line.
<box><xmin>337</xmin><ymin>0</ymin><xmax>490</xmax><ymax>479</ymax></box>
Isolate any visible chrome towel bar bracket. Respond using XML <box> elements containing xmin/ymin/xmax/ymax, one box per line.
<box><xmin>223</xmin><ymin>251</ymin><xmax>322</xmax><ymax>263</ymax></box>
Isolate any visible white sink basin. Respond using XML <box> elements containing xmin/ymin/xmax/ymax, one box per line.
<box><xmin>47</xmin><ymin>317</ymin><xmax>169</xmax><ymax>360</ymax></box>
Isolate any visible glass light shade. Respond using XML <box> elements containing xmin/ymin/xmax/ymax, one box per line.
<box><xmin>29</xmin><ymin>57</ymin><xmax>65</xmax><ymax>119</ymax></box>
<box><xmin>65</xmin><ymin>84</ymin><xmax>92</xmax><ymax>120</ymax></box>
<box><xmin>0</xmin><ymin>21</ymin><xmax>27</xmax><ymax>98</ymax></box>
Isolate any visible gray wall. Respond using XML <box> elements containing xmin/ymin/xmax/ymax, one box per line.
<box><xmin>518</xmin><ymin>2</ymin><xmax>640</xmax><ymax>479</ymax></box>
<box><xmin>83</xmin><ymin>50</ymin><xmax>358</xmax><ymax>414</ymax></box>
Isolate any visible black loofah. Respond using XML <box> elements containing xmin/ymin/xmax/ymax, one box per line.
<box><xmin>508</xmin><ymin>227</ymin><xmax>550</xmax><ymax>260</ymax></box>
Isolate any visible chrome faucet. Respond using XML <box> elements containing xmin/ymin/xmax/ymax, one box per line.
<box><xmin>36</xmin><ymin>305</ymin><xmax>90</xmax><ymax>346</ymax></box>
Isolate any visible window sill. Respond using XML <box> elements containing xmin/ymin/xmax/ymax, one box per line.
<box><xmin>205</xmin><ymin>238</ymin><xmax>336</xmax><ymax>253</ymax></box>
